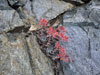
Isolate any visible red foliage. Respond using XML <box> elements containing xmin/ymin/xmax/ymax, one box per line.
<box><xmin>38</xmin><ymin>18</ymin><xmax>70</xmax><ymax>62</ymax></box>
<box><xmin>58</xmin><ymin>26</ymin><xmax>66</xmax><ymax>33</ymax></box>
<box><xmin>55</xmin><ymin>42</ymin><xmax>61</xmax><ymax>49</ymax></box>
<box><xmin>39</xmin><ymin>18</ymin><xmax>48</xmax><ymax>27</ymax></box>
<box><xmin>47</xmin><ymin>27</ymin><xmax>54</xmax><ymax>36</ymax></box>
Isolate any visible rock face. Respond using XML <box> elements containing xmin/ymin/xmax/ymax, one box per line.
<box><xmin>0</xmin><ymin>0</ymin><xmax>73</xmax><ymax>75</ymax></box>
<box><xmin>61</xmin><ymin>0</ymin><xmax>100</xmax><ymax>75</ymax></box>
<box><xmin>0</xmin><ymin>0</ymin><xmax>100</xmax><ymax>75</ymax></box>
<box><xmin>0</xmin><ymin>33</ymin><xmax>54</xmax><ymax>75</ymax></box>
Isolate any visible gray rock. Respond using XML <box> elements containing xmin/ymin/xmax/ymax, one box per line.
<box><xmin>89</xmin><ymin>9</ymin><xmax>100</xmax><ymax>27</ymax></box>
<box><xmin>32</xmin><ymin>0</ymin><xmax>74</xmax><ymax>20</ymax></box>
<box><xmin>0</xmin><ymin>0</ymin><xmax>100</xmax><ymax>75</ymax></box>
<box><xmin>7</xmin><ymin>0</ymin><xmax>27</xmax><ymax>7</ymax></box>
<box><xmin>0</xmin><ymin>0</ymin><xmax>11</xmax><ymax>10</ymax></box>
<box><xmin>61</xmin><ymin>1</ymin><xmax>100</xmax><ymax>75</ymax></box>
<box><xmin>0</xmin><ymin>10</ymin><xmax>24</xmax><ymax>33</ymax></box>
<box><xmin>62</xmin><ymin>25</ymin><xmax>100</xmax><ymax>75</ymax></box>
<box><xmin>0</xmin><ymin>33</ymin><xmax>54</xmax><ymax>75</ymax></box>
<box><xmin>0</xmin><ymin>0</ymin><xmax>74</xmax><ymax>33</ymax></box>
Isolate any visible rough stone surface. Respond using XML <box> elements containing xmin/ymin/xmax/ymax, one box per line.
<box><xmin>0</xmin><ymin>0</ymin><xmax>100</xmax><ymax>75</ymax></box>
<box><xmin>0</xmin><ymin>33</ymin><xmax>54</xmax><ymax>75</ymax></box>
<box><xmin>62</xmin><ymin>26</ymin><xmax>100</xmax><ymax>75</ymax></box>
<box><xmin>61</xmin><ymin>0</ymin><xmax>100</xmax><ymax>75</ymax></box>
<box><xmin>0</xmin><ymin>0</ymin><xmax>11</xmax><ymax>10</ymax></box>
<box><xmin>0</xmin><ymin>0</ymin><xmax>73</xmax><ymax>75</ymax></box>
<box><xmin>0</xmin><ymin>0</ymin><xmax>73</xmax><ymax>33</ymax></box>
<box><xmin>32</xmin><ymin>0</ymin><xmax>73</xmax><ymax>20</ymax></box>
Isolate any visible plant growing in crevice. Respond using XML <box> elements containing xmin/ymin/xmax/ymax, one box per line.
<box><xmin>36</xmin><ymin>18</ymin><xmax>69</xmax><ymax>62</ymax></box>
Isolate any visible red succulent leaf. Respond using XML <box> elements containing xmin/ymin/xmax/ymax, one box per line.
<box><xmin>58</xmin><ymin>53</ymin><xmax>64</xmax><ymax>57</ymax></box>
<box><xmin>49</xmin><ymin>27</ymin><xmax>53</xmax><ymax>31</ymax></box>
<box><xmin>60</xmin><ymin>33</ymin><xmax>64</xmax><ymax>37</ymax></box>
<box><xmin>63</xmin><ymin>36</ymin><xmax>69</xmax><ymax>42</ymax></box>
<box><xmin>61</xmin><ymin>26</ymin><xmax>66</xmax><ymax>32</ymax></box>
<box><xmin>65</xmin><ymin>54</ymin><xmax>69</xmax><ymax>58</ymax></box>
<box><xmin>53</xmin><ymin>32</ymin><xmax>59</xmax><ymax>38</ymax></box>
<box><xmin>58</xmin><ymin>26</ymin><xmax>66</xmax><ymax>32</ymax></box>
<box><xmin>39</xmin><ymin>18</ymin><xmax>48</xmax><ymax>27</ymax></box>
<box><xmin>53</xmin><ymin>29</ymin><xmax>57</xmax><ymax>33</ymax></box>
<box><xmin>47</xmin><ymin>27</ymin><xmax>54</xmax><ymax>36</ymax></box>
<box><xmin>60</xmin><ymin>47</ymin><xmax>66</xmax><ymax>54</ymax></box>
<box><xmin>59</xmin><ymin>32</ymin><xmax>65</xmax><ymax>40</ymax></box>
<box><xmin>55</xmin><ymin>42</ymin><xmax>61</xmax><ymax>49</ymax></box>
<box><xmin>65</xmin><ymin>58</ymin><xmax>70</xmax><ymax>62</ymax></box>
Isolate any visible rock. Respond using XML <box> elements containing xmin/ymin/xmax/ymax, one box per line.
<box><xmin>62</xmin><ymin>25</ymin><xmax>100</xmax><ymax>75</ymax></box>
<box><xmin>0</xmin><ymin>0</ymin><xmax>74</xmax><ymax>33</ymax></box>
<box><xmin>32</xmin><ymin>0</ymin><xmax>74</xmax><ymax>20</ymax></box>
<box><xmin>0</xmin><ymin>33</ymin><xmax>33</xmax><ymax>75</ymax></box>
<box><xmin>0</xmin><ymin>10</ymin><xmax>24</xmax><ymax>33</ymax></box>
<box><xmin>0</xmin><ymin>0</ymin><xmax>11</xmax><ymax>10</ymax></box>
<box><xmin>7</xmin><ymin>0</ymin><xmax>27</xmax><ymax>8</ymax></box>
<box><xmin>0</xmin><ymin>33</ymin><xmax>54</xmax><ymax>75</ymax></box>
<box><xmin>0</xmin><ymin>0</ymin><xmax>100</xmax><ymax>75</ymax></box>
<box><xmin>89</xmin><ymin>9</ymin><xmax>100</xmax><ymax>27</ymax></box>
<box><xmin>61</xmin><ymin>1</ymin><xmax>100</xmax><ymax>75</ymax></box>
